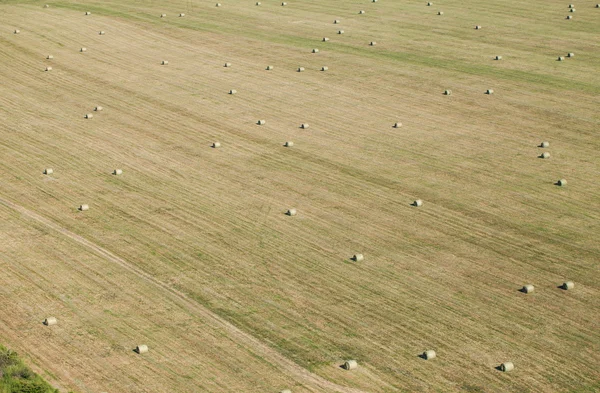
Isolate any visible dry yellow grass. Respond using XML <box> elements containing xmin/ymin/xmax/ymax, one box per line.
<box><xmin>0</xmin><ymin>1</ymin><xmax>599</xmax><ymax>392</ymax></box>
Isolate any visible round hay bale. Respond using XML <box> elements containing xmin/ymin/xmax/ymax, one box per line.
<box><xmin>359</xmin><ymin>10</ymin><xmax>365</xmax><ymax>14</ymax></box>
<box><xmin>394</xmin><ymin>122</ymin><xmax>402</xmax><ymax>128</ymax></box>
<box><xmin>500</xmin><ymin>362</ymin><xmax>514</xmax><ymax>372</ymax></box>
<box><xmin>216</xmin><ymin>3</ymin><xmax>222</xmax><ymax>6</ymax></box>
<box><xmin>284</xmin><ymin>141</ymin><xmax>294</xmax><ymax>147</ymax></box>
<box><xmin>370</xmin><ymin>41</ymin><xmax>377</xmax><ymax>46</ymax></box>
<box><xmin>338</xmin><ymin>30</ymin><xmax>344</xmax><ymax>34</ymax></box>
<box><xmin>444</xmin><ymin>89</ymin><xmax>452</xmax><ymax>95</ymax></box>
<box><xmin>373</xmin><ymin>0</ymin><xmax>378</xmax><ymax>2</ymax></box>
<box><xmin>312</xmin><ymin>48</ymin><xmax>319</xmax><ymax>53</ymax></box>
<box><xmin>427</xmin><ymin>2</ymin><xmax>433</xmax><ymax>5</ymax></box>
<box><xmin>266</xmin><ymin>65</ymin><xmax>274</xmax><ymax>70</ymax></box>
<box><xmin>486</xmin><ymin>89</ymin><xmax>494</xmax><ymax>94</ymax></box>
<box><xmin>569</xmin><ymin>4</ymin><xmax>574</xmax><ymax>7</ymax></box>
<box><xmin>136</xmin><ymin>345</ymin><xmax>149</xmax><ymax>354</ymax></box>
<box><xmin>224</xmin><ymin>62</ymin><xmax>232</xmax><ymax>67</ymax></box>
<box><xmin>596</xmin><ymin>4</ymin><xmax>600</xmax><ymax>8</ymax></box>
<box><xmin>300</xmin><ymin>123</ymin><xmax>309</xmax><ymax>129</ymax></box>
<box><xmin>212</xmin><ymin>142</ymin><xmax>221</xmax><ymax>148</ymax></box>
<box><xmin>495</xmin><ymin>55</ymin><xmax>502</xmax><ymax>60</ymax></box>
<box><xmin>161</xmin><ymin>13</ymin><xmax>167</xmax><ymax>17</ymax></box>
<box><xmin>80</xmin><ymin>47</ymin><xmax>87</xmax><ymax>52</ymax></box>
<box><xmin>162</xmin><ymin>60</ymin><xmax>168</xmax><ymax>65</ymax></box>
<box><xmin>423</xmin><ymin>350</ymin><xmax>436</xmax><ymax>360</ymax></box>
<box><xmin>557</xmin><ymin>179</ymin><xmax>567</xmax><ymax>186</ymax></box>
<box><xmin>438</xmin><ymin>11</ymin><xmax>444</xmax><ymax>15</ymax></box>
<box><xmin>286</xmin><ymin>208</ymin><xmax>297</xmax><ymax>216</ymax></box>
<box><xmin>540</xmin><ymin>141</ymin><xmax>549</xmax><ymax>148</ymax></box>
<box><xmin>85</xmin><ymin>113</ymin><xmax>93</xmax><ymax>119</ymax></box>
<box><xmin>229</xmin><ymin>89</ymin><xmax>237</xmax><ymax>94</ymax></box>
<box><xmin>413</xmin><ymin>199</ymin><xmax>423</xmax><ymax>207</ymax></box>
<box><xmin>569</xmin><ymin>8</ymin><xmax>575</xmax><ymax>12</ymax></box>
<box><xmin>47</xmin><ymin>55</ymin><xmax>54</xmax><ymax>59</ymax></box>
<box><xmin>521</xmin><ymin>284</ymin><xmax>534</xmax><ymax>293</ymax></box>
<box><xmin>344</xmin><ymin>360</ymin><xmax>358</xmax><ymax>370</ymax></box>
<box><xmin>297</xmin><ymin>67</ymin><xmax>305</xmax><ymax>72</ymax></box>
<box><xmin>94</xmin><ymin>106</ymin><xmax>103</xmax><ymax>111</ymax></box>
<box><xmin>43</xmin><ymin>168</ymin><xmax>53</xmax><ymax>175</ymax></box>
<box><xmin>99</xmin><ymin>31</ymin><xmax>105</xmax><ymax>35</ymax></box>
<box><xmin>45</xmin><ymin>66</ymin><xmax>52</xmax><ymax>71</ymax></box>
<box><xmin>323</xmin><ymin>37</ymin><xmax>330</xmax><ymax>42</ymax></box>
<box><xmin>352</xmin><ymin>254</ymin><xmax>364</xmax><ymax>262</ymax></box>
<box><xmin>562</xmin><ymin>281</ymin><xmax>574</xmax><ymax>290</ymax></box>
<box><xmin>475</xmin><ymin>25</ymin><xmax>481</xmax><ymax>29</ymax></box>
<box><xmin>334</xmin><ymin>19</ymin><xmax>340</xmax><ymax>24</ymax></box>
<box><xmin>79</xmin><ymin>204</ymin><xmax>89</xmax><ymax>211</ymax></box>
<box><xmin>540</xmin><ymin>152</ymin><xmax>550</xmax><ymax>159</ymax></box>
<box><xmin>85</xmin><ymin>11</ymin><xmax>91</xmax><ymax>15</ymax></box>
<box><xmin>256</xmin><ymin>2</ymin><xmax>261</xmax><ymax>5</ymax></box>
<box><xmin>14</xmin><ymin>29</ymin><xmax>20</xmax><ymax>34</ymax></box>
<box><xmin>567</xmin><ymin>52</ymin><xmax>574</xmax><ymax>57</ymax></box>
<box><xmin>280</xmin><ymin>390</ymin><xmax>291</xmax><ymax>393</ymax></box>
<box><xmin>113</xmin><ymin>169</ymin><xmax>123</xmax><ymax>175</ymax></box>
<box><xmin>321</xmin><ymin>66</ymin><xmax>328</xmax><ymax>71</ymax></box>
<box><xmin>257</xmin><ymin>119</ymin><xmax>266</xmax><ymax>125</ymax></box>
<box><xmin>566</xmin><ymin>15</ymin><xmax>572</xmax><ymax>19</ymax></box>
<box><xmin>44</xmin><ymin>317</ymin><xmax>57</xmax><ymax>326</ymax></box>
<box><xmin>179</xmin><ymin>13</ymin><xmax>185</xmax><ymax>17</ymax></box>
<box><xmin>44</xmin><ymin>4</ymin><xmax>50</xmax><ymax>8</ymax></box>
<box><xmin>281</xmin><ymin>2</ymin><xmax>287</xmax><ymax>5</ymax></box>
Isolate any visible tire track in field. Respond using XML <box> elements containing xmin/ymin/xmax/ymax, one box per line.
<box><xmin>0</xmin><ymin>194</ymin><xmax>368</xmax><ymax>393</ymax></box>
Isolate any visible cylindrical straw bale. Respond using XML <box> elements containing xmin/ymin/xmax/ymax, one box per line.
<box><xmin>344</xmin><ymin>360</ymin><xmax>358</xmax><ymax>370</ymax></box>
<box><xmin>280</xmin><ymin>390</ymin><xmax>291</xmax><ymax>393</ymax></box>
<box><xmin>85</xmin><ymin>11</ymin><xmax>91</xmax><ymax>15</ymax></box>
<box><xmin>557</xmin><ymin>179</ymin><xmax>567</xmax><ymax>186</ymax></box>
<box><xmin>562</xmin><ymin>281</ymin><xmax>574</xmax><ymax>290</ymax></box>
<box><xmin>256</xmin><ymin>2</ymin><xmax>261</xmax><ymax>5</ymax></box>
<box><xmin>229</xmin><ymin>89</ymin><xmax>237</xmax><ymax>94</ymax></box>
<box><xmin>45</xmin><ymin>66</ymin><xmax>52</xmax><ymax>71</ymax></box>
<box><xmin>438</xmin><ymin>11</ymin><xmax>444</xmax><ymax>15</ymax></box>
<box><xmin>94</xmin><ymin>106</ymin><xmax>103</xmax><ymax>111</ymax></box>
<box><xmin>321</xmin><ymin>66</ymin><xmax>328</xmax><ymax>71</ymax></box>
<box><xmin>212</xmin><ymin>142</ymin><xmax>221</xmax><ymax>148</ymax></box>
<box><xmin>338</xmin><ymin>30</ymin><xmax>344</xmax><ymax>34</ymax></box>
<box><xmin>297</xmin><ymin>67</ymin><xmax>305</xmax><ymax>72</ymax></box>
<box><xmin>427</xmin><ymin>2</ymin><xmax>433</xmax><ymax>5</ymax></box>
<box><xmin>216</xmin><ymin>3</ymin><xmax>221</xmax><ymax>6</ymax></box>
<box><xmin>79</xmin><ymin>204</ymin><xmax>89</xmax><ymax>211</ymax></box>
<box><xmin>394</xmin><ymin>122</ymin><xmax>402</xmax><ymax>128</ymax></box>
<box><xmin>85</xmin><ymin>113</ymin><xmax>93</xmax><ymax>119</ymax></box>
<box><xmin>300</xmin><ymin>123</ymin><xmax>309</xmax><ymax>129</ymax></box>
<box><xmin>334</xmin><ymin>19</ymin><xmax>340</xmax><ymax>24</ymax></box>
<box><xmin>161</xmin><ymin>13</ymin><xmax>167</xmax><ymax>17</ymax></box>
<box><xmin>413</xmin><ymin>199</ymin><xmax>423</xmax><ymax>207</ymax></box>
<box><xmin>569</xmin><ymin>4</ymin><xmax>574</xmax><ymax>7</ymax></box>
<box><xmin>558</xmin><ymin>56</ymin><xmax>564</xmax><ymax>61</ymax></box>
<box><xmin>521</xmin><ymin>284</ymin><xmax>534</xmax><ymax>293</ymax></box>
<box><xmin>44</xmin><ymin>169</ymin><xmax>54</xmax><ymax>175</ymax></box>
<box><xmin>486</xmin><ymin>89</ymin><xmax>494</xmax><ymax>94</ymax></box>
<box><xmin>179</xmin><ymin>13</ymin><xmax>185</xmax><ymax>17</ymax></box>
<box><xmin>475</xmin><ymin>25</ymin><xmax>481</xmax><ymax>29</ymax></box>
<box><xmin>266</xmin><ymin>65</ymin><xmax>274</xmax><ymax>70</ymax></box>
<box><xmin>567</xmin><ymin>52</ymin><xmax>574</xmax><ymax>57</ymax></box>
<box><xmin>423</xmin><ymin>350</ymin><xmax>436</xmax><ymax>360</ymax></box>
<box><xmin>14</xmin><ymin>29</ymin><xmax>20</xmax><ymax>34</ymax></box>
<box><xmin>113</xmin><ymin>169</ymin><xmax>123</xmax><ymax>175</ymax></box>
<box><xmin>569</xmin><ymin>8</ymin><xmax>575</xmax><ymax>12</ymax></box>
<box><xmin>80</xmin><ymin>48</ymin><xmax>87</xmax><ymax>52</ymax></box>
<box><xmin>596</xmin><ymin>4</ymin><xmax>600</xmax><ymax>8</ymax></box>
<box><xmin>44</xmin><ymin>4</ymin><xmax>50</xmax><ymax>7</ymax></box>
<box><xmin>284</xmin><ymin>141</ymin><xmax>294</xmax><ymax>147</ymax></box>
<box><xmin>370</xmin><ymin>41</ymin><xmax>377</xmax><ymax>46</ymax></box>
<box><xmin>281</xmin><ymin>2</ymin><xmax>287</xmax><ymax>5</ymax></box>
<box><xmin>99</xmin><ymin>31</ymin><xmax>105</xmax><ymax>35</ymax></box>
<box><xmin>540</xmin><ymin>141</ymin><xmax>549</xmax><ymax>148</ymax></box>
<box><xmin>352</xmin><ymin>254</ymin><xmax>364</xmax><ymax>262</ymax></box>
<box><xmin>323</xmin><ymin>37</ymin><xmax>329</xmax><ymax>42</ymax></box>
<box><xmin>359</xmin><ymin>10</ymin><xmax>365</xmax><ymax>14</ymax></box>
<box><xmin>495</xmin><ymin>55</ymin><xmax>502</xmax><ymax>60</ymax></box>
<box><xmin>312</xmin><ymin>48</ymin><xmax>319</xmax><ymax>53</ymax></box>
<box><xmin>44</xmin><ymin>317</ymin><xmax>57</xmax><ymax>326</ymax></box>
<box><xmin>136</xmin><ymin>345</ymin><xmax>149</xmax><ymax>354</ymax></box>
<box><xmin>162</xmin><ymin>60</ymin><xmax>168</xmax><ymax>65</ymax></box>
<box><xmin>501</xmin><ymin>362</ymin><xmax>514</xmax><ymax>372</ymax></box>
<box><xmin>224</xmin><ymin>62</ymin><xmax>232</xmax><ymax>67</ymax></box>
<box><xmin>286</xmin><ymin>208</ymin><xmax>297</xmax><ymax>216</ymax></box>
<box><xmin>257</xmin><ymin>119</ymin><xmax>266</xmax><ymax>125</ymax></box>
<box><xmin>540</xmin><ymin>152</ymin><xmax>550</xmax><ymax>159</ymax></box>
<box><xmin>47</xmin><ymin>55</ymin><xmax>54</xmax><ymax>59</ymax></box>
<box><xmin>566</xmin><ymin>15</ymin><xmax>572</xmax><ymax>19</ymax></box>
<box><xmin>444</xmin><ymin>89</ymin><xmax>452</xmax><ymax>95</ymax></box>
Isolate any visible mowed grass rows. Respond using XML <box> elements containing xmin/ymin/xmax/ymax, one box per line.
<box><xmin>0</xmin><ymin>1</ymin><xmax>599</xmax><ymax>392</ymax></box>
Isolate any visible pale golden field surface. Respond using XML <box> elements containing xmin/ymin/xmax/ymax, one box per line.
<box><xmin>0</xmin><ymin>1</ymin><xmax>599</xmax><ymax>392</ymax></box>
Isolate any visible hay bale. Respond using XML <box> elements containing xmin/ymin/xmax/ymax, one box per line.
<box><xmin>569</xmin><ymin>8</ymin><xmax>575</xmax><ymax>12</ymax></box>
<box><xmin>597</xmin><ymin>4</ymin><xmax>600</xmax><ymax>8</ymax></box>
<box><xmin>438</xmin><ymin>11</ymin><xmax>444</xmax><ymax>15</ymax></box>
<box><xmin>179</xmin><ymin>13</ymin><xmax>185</xmax><ymax>17</ymax></box>
<box><xmin>561</xmin><ymin>281</ymin><xmax>574</xmax><ymax>290</ymax></box>
<box><xmin>44</xmin><ymin>4</ymin><xmax>50</xmax><ymax>8</ymax></box>
<box><xmin>540</xmin><ymin>141</ymin><xmax>549</xmax><ymax>148</ymax></box>
<box><xmin>334</xmin><ymin>19</ymin><xmax>341</xmax><ymax>24</ymax></box>
<box><xmin>300</xmin><ymin>123</ymin><xmax>309</xmax><ymax>129</ymax></box>
<box><xmin>224</xmin><ymin>62</ymin><xmax>232</xmax><ymax>67</ymax></box>
<box><xmin>80</xmin><ymin>48</ymin><xmax>87</xmax><ymax>52</ymax></box>
<box><xmin>558</xmin><ymin>56</ymin><xmax>565</xmax><ymax>61</ymax></box>
<box><xmin>284</xmin><ymin>141</ymin><xmax>294</xmax><ymax>147</ymax></box>
<box><xmin>266</xmin><ymin>65</ymin><xmax>274</xmax><ymax>70</ymax></box>
<box><xmin>212</xmin><ymin>142</ymin><xmax>221</xmax><ymax>148</ymax></box>
<box><xmin>373</xmin><ymin>0</ymin><xmax>378</xmax><ymax>2</ymax></box>
<box><xmin>352</xmin><ymin>254</ymin><xmax>364</xmax><ymax>262</ymax></box>
<box><xmin>566</xmin><ymin>15</ymin><xmax>572</xmax><ymax>19</ymax></box>
<box><xmin>343</xmin><ymin>360</ymin><xmax>358</xmax><ymax>370</ymax></box>
<box><xmin>321</xmin><ymin>66</ymin><xmax>328</xmax><ymax>71</ymax></box>
<box><xmin>256</xmin><ymin>2</ymin><xmax>261</xmax><ymax>5</ymax></box>
<box><xmin>162</xmin><ymin>60</ymin><xmax>168</xmax><ymax>65</ymax></box>
<box><xmin>99</xmin><ymin>31</ymin><xmax>105</xmax><ymax>35</ymax></box>
<box><xmin>569</xmin><ymin>4</ymin><xmax>574</xmax><ymax>7</ymax></box>
<box><xmin>444</xmin><ymin>89</ymin><xmax>452</xmax><ymax>95</ymax></box>
<box><xmin>257</xmin><ymin>119</ymin><xmax>266</xmax><ymax>125</ymax></box>
<box><xmin>85</xmin><ymin>11</ymin><xmax>91</xmax><ymax>15</ymax></box>
<box><xmin>281</xmin><ymin>2</ymin><xmax>287</xmax><ymax>5</ymax></box>
<box><xmin>521</xmin><ymin>284</ymin><xmax>534</xmax><ymax>293</ymax></box>
<box><xmin>113</xmin><ymin>169</ymin><xmax>123</xmax><ymax>175</ymax></box>
<box><xmin>495</xmin><ymin>55</ymin><xmax>502</xmax><ymax>60</ymax></box>
<box><xmin>501</xmin><ymin>362</ymin><xmax>514</xmax><ymax>372</ymax></box>
<box><xmin>286</xmin><ymin>208</ymin><xmax>297</xmax><ymax>216</ymax></box>
<box><xmin>161</xmin><ymin>13</ymin><xmax>167</xmax><ymax>17</ymax></box>
<box><xmin>486</xmin><ymin>89</ymin><xmax>494</xmax><ymax>94</ymax></box>
<box><xmin>540</xmin><ymin>152</ymin><xmax>550</xmax><ymax>159</ymax></box>
<box><xmin>216</xmin><ymin>3</ymin><xmax>222</xmax><ymax>6</ymax></box>
<box><xmin>297</xmin><ymin>67</ymin><xmax>305</xmax><ymax>72</ymax></box>
<box><xmin>567</xmin><ymin>52</ymin><xmax>574</xmax><ymax>57</ymax></box>
<box><xmin>280</xmin><ymin>390</ymin><xmax>291</xmax><ymax>393</ymax></box>
<box><xmin>136</xmin><ymin>345</ymin><xmax>149</xmax><ymax>354</ymax></box>
<box><xmin>94</xmin><ymin>106</ymin><xmax>103</xmax><ymax>111</ymax></box>
<box><xmin>45</xmin><ymin>66</ymin><xmax>52</xmax><ymax>71</ymax></box>
<box><xmin>394</xmin><ymin>122</ymin><xmax>402</xmax><ymax>128</ymax></box>
<box><xmin>413</xmin><ymin>199</ymin><xmax>423</xmax><ymax>207</ymax></box>
<box><xmin>359</xmin><ymin>10</ymin><xmax>365</xmax><ymax>14</ymax></box>
<box><xmin>370</xmin><ymin>41</ymin><xmax>377</xmax><ymax>46</ymax></box>
<box><xmin>14</xmin><ymin>29</ymin><xmax>20</xmax><ymax>34</ymax></box>
<box><xmin>312</xmin><ymin>48</ymin><xmax>319</xmax><ymax>53</ymax></box>
<box><xmin>475</xmin><ymin>25</ymin><xmax>482</xmax><ymax>29</ymax></box>
<box><xmin>85</xmin><ymin>113</ymin><xmax>93</xmax><ymax>119</ymax></box>
<box><xmin>47</xmin><ymin>55</ymin><xmax>54</xmax><ymax>59</ymax></box>
<box><xmin>557</xmin><ymin>179</ymin><xmax>567</xmax><ymax>186</ymax></box>
<box><xmin>423</xmin><ymin>350</ymin><xmax>436</xmax><ymax>360</ymax></box>
<box><xmin>427</xmin><ymin>2</ymin><xmax>433</xmax><ymax>5</ymax></box>
<box><xmin>79</xmin><ymin>204</ymin><xmax>89</xmax><ymax>211</ymax></box>
<box><xmin>323</xmin><ymin>37</ymin><xmax>330</xmax><ymax>42</ymax></box>
<box><xmin>338</xmin><ymin>30</ymin><xmax>344</xmax><ymax>34</ymax></box>
<box><xmin>43</xmin><ymin>169</ymin><xmax>53</xmax><ymax>175</ymax></box>
<box><xmin>229</xmin><ymin>89</ymin><xmax>237</xmax><ymax>94</ymax></box>
<box><xmin>43</xmin><ymin>317</ymin><xmax>57</xmax><ymax>326</ymax></box>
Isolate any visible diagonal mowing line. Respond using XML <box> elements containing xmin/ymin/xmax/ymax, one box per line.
<box><xmin>0</xmin><ymin>195</ymin><xmax>369</xmax><ymax>393</ymax></box>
